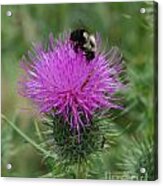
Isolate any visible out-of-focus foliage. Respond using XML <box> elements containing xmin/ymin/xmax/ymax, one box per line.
<box><xmin>1</xmin><ymin>1</ymin><xmax>157</xmax><ymax>179</ymax></box>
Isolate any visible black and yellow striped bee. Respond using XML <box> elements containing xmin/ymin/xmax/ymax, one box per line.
<box><xmin>70</xmin><ymin>28</ymin><xmax>97</xmax><ymax>61</ymax></box>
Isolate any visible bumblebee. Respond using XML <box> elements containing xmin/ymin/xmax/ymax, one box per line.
<box><xmin>70</xmin><ymin>29</ymin><xmax>97</xmax><ymax>61</ymax></box>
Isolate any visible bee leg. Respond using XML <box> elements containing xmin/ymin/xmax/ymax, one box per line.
<box><xmin>85</xmin><ymin>51</ymin><xmax>95</xmax><ymax>61</ymax></box>
<box><xmin>73</xmin><ymin>43</ymin><xmax>80</xmax><ymax>53</ymax></box>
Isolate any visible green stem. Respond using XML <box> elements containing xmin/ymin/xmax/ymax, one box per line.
<box><xmin>34</xmin><ymin>119</ymin><xmax>43</xmax><ymax>141</ymax></box>
<box><xmin>76</xmin><ymin>157</ymin><xmax>86</xmax><ymax>179</ymax></box>
<box><xmin>1</xmin><ymin>114</ymin><xmax>56</xmax><ymax>160</ymax></box>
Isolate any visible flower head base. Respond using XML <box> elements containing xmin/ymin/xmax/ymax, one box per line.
<box><xmin>19</xmin><ymin>32</ymin><xmax>125</xmax><ymax>137</ymax></box>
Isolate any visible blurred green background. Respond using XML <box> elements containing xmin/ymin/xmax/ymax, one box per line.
<box><xmin>1</xmin><ymin>1</ymin><xmax>157</xmax><ymax>179</ymax></box>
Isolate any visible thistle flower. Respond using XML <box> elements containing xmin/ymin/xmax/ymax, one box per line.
<box><xmin>19</xmin><ymin>32</ymin><xmax>125</xmax><ymax>137</ymax></box>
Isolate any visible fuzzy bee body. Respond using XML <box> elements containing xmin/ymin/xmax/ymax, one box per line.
<box><xmin>70</xmin><ymin>29</ymin><xmax>96</xmax><ymax>61</ymax></box>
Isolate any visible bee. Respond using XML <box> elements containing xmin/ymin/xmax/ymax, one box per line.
<box><xmin>70</xmin><ymin>28</ymin><xmax>97</xmax><ymax>61</ymax></box>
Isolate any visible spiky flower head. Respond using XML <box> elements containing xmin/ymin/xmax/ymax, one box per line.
<box><xmin>19</xmin><ymin>32</ymin><xmax>125</xmax><ymax>137</ymax></box>
<box><xmin>116</xmin><ymin>136</ymin><xmax>156</xmax><ymax>181</ymax></box>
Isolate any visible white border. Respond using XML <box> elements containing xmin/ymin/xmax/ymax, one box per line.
<box><xmin>1</xmin><ymin>0</ymin><xmax>162</xmax><ymax>186</ymax></box>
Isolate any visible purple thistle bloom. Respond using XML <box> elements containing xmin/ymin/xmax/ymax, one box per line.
<box><xmin>19</xmin><ymin>32</ymin><xmax>125</xmax><ymax>135</ymax></box>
